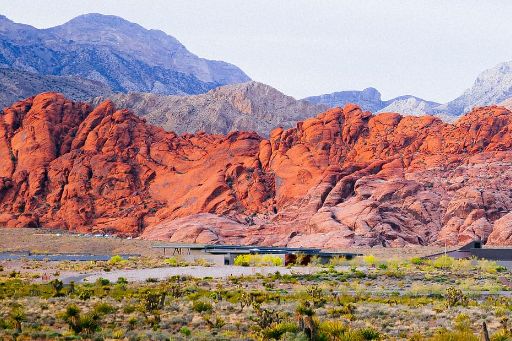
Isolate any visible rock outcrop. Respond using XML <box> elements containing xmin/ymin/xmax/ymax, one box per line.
<box><xmin>1</xmin><ymin>93</ymin><xmax>512</xmax><ymax>247</ymax></box>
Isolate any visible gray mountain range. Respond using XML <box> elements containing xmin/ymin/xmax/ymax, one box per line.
<box><xmin>2</xmin><ymin>13</ymin><xmax>512</xmax><ymax>136</ymax></box>
<box><xmin>0</xmin><ymin>13</ymin><xmax>249</xmax><ymax>96</ymax></box>
<box><xmin>304</xmin><ymin>88</ymin><xmax>441</xmax><ymax>116</ymax></box>
<box><xmin>433</xmin><ymin>61</ymin><xmax>512</xmax><ymax>116</ymax></box>
<box><xmin>306</xmin><ymin>60</ymin><xmax>512</xmax><ymax>118</ymax></box>
<box><xmin>92</xmin><ymin>81</ymin><xmax>328</xmax><ymax>136</ymax></box>
<box><xmin>0</xmin><ymin>68</ymin><xmax>112</xmax><ymax>108</ymax></box>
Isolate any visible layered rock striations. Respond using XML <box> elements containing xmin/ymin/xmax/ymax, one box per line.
<box><xmin>1</xmin><ymin>93</ymin><xmax>512</xmax><ymax>247</ymax></box>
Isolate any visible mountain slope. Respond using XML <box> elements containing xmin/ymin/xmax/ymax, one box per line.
<box><xmin>0</xmin><ymin>68</ymin><xmax>112</xmax><ymax>108</ymax></box>
<box><xmin>0</xmin><ymin>14</ymin><xmax>249</xmax><ymax>95</ymax></box>
<box><xmin>435</xmin><ymin>61</ymin><xmax>512</xmax><ymax>116</ymax></box>
<box><xmin>304</xmin><ymin>87</ymin><xmax>384</xmax><ymax>113</ymax></box>
<box><xmin>1</xmin><ymin>93</ymin><xmax>512</xmax><ymax>247</ymax></box>
<box><xmin>93</xmin><ymin>82</ymin><xmax>328</xmax><ymax>136</ymax></box>
<box><xmin>378</xmin><ymin>96</ymin><xmax>440</xmax><ymax>115</ymax></box>
<box><xmin>305</xmin><ymin>87</ymin><xmax>440</xmax><ymax>116</ymax></box>
<box><xmin>46</xmin><ymin>13</ymin><xmax>249</xmax><ymax>85</ymax></box>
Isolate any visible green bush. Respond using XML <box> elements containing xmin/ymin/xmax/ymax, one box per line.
<box><xmin>358</xmin><ymin>327</ymin><xmax>380</xmax><ymax>340</ymax></box>
<box><xmin>262</xmin><ymin>322</ymin><xmax>299</xmax><ymax>339</ymax></box>
<box><xmin>109</xmin><ymin>255</ymin><xmax>124</xmax><ymax>265</ymax></box>
<box><xmin>410</xmin><ymin>257</ymin><xmax>424</xmax><ymax>265</ymax></box>
<box><xmin>318</xmin><ymin>320</ymin><xmax>347</xmax><ymax>338</ymax></box>
<box><xmin>192</xmin><ymin>300</ymin><xmax>213</xmax><ymax>313</ymax></box>
<box><xmin>234</xmin><ymin>254</ymin><xmax>283</xmax><ymax>266</ymax></box>
<box><xmin>179</xmin><ymin>326</ymin><xmax>192</xmax><ymax>336</ymax></box>
<box><xmin>93</xmin><ymin>302</ymin><xmax>116</xmax><ymax>315</ymax></box>
<box><xmin>433</xmin><ymin>255</ymin><xmax>455</xmax><ymax>269</ymax></box>
<box><xmin>164</xmin><ymin>257</ymin><xmax>179</xmax><ymax>266</ymax></box>
<box><xmin>363</xmin><ymin>255</ymin><xmax>377</xmax><ymax>267</ymax></box>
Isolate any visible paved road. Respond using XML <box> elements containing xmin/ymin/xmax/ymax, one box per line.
<box><xmin>62</xmin><ymin>265</ymin><xmax>320</xmax><ymax>283</ymax></box>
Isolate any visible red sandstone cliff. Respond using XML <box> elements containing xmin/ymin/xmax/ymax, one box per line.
<box><xmin>1</xmin><ymin>93</ymin><xmax>512</xmax><ymax>247</ymax></box>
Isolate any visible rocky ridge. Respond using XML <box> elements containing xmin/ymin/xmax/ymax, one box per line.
<box><xmin>1</xmin><ymin>93</ymin><xmax>512</xmax><ymax>247</ymax></box>
<box><xmin>0</xmin><ymin>68</ymin><xmax>112</xmax><ymax>108</ymax></box>
<box><xmin>0</xmin><ymin>14</ymin><xmax>249</xmax><ymax>95</ymax></box>
<box><xmin>305</xmin><ymin>87</ymin><xmax>440</xmax><ymax>117</ymax></box>
<box><xmin>93</xmin><ymin>82</ymin><xmax>328</xmax><ymax>136</ymax></box>
<box><xmin>436</xmin><ymin>61</ymin><xmax>512</xmax><ymax>116</ymax></box>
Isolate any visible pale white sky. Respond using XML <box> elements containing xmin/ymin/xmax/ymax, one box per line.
<box><xmin>1</xmin><ymin>0</ymin><xmax>512</xmax><ymax>102</ymax></box>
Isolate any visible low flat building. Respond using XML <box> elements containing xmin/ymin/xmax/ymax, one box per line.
<box><xmin>153</xmin><ymin>243</ymin><xmax>361</xmax><ymax>265</ymax></box>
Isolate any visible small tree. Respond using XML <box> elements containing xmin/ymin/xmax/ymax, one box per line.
<box><xmin>62</xmin><ymin>304</ymin><xmax>82</xmax><ymax>334</ymax></box>
<box><xmin>9</xmin><ymin>308</ymin><xmax>26</xmax><ymax>334</ymax></box>
<box><xmin>50</xmin><ymin>279</ymin><xmax>64</xmax><ymax>297</ymax></box>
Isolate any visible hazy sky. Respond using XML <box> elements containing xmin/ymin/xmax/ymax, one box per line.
<box><xmin>2</xmin><ymin>0</ymin><xmax>512</xmax><ymax>102</ymax></box>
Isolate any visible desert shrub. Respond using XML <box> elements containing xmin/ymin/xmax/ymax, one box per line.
<box><xmin>78</xmin><ymin>288</ymin><xmax>93</xmax><ymax>300</ymax></box>
<box><xmin>194</xmin><ymin>258</ymin><xmax>211</xmax><ymax>266</ymax></box>
<box><xmin>262</xmin><ymin>322</ymin><xmax>299</xmax><ymax>339</ymax></box>
<box><xmin>296</xmin><ymin>301</ymin><xmax>315</xmax><ymax>317</ymax></box>
<box><xmin>141</xmin><ymin>291</ymin><xmax>166</xmax><ymax>312</ymax></box>
<box><xmin>96</xmin><ymin>277</ymin><xmax>110</xmax><ymax>286</ymax></box>
<box><xmin>109</xmin><ymin>255</ymin><xmax>124</xmax><ymax>265</ymax></box>
<box><xmin>262</xmin><ymin>255</ymin><xmax>284</xmax><ymax>266</ymax></box>
<box><xmin>61</xmin><ymin>304</ymin><xmax>101</xmax><ymax>335</ymax></box>
<box><xmin>192</xmin><ymin>300</ymin><xmax>213</xmax><ymax>313</ymax></box>
<box><xmin>123</xmin><ymin>305</ymin><xmax>137</xmax><ymax>314</ymax></box>
<box><xmin>477</xmin><ymin>259</ymin><xmax>501</xmax><ymax>274</ymax></box>
<box><xmin>234</xmin><ymin>254</ymin><xmax>283</xmax><ymax>267</ymax></box>
<box><xmin>453</xmin><ymin>313</ymin><xmax>471</xmax><ymax>331</ymax></box>
<box><xmin>357</xmin><ymin>327</ymin><xmax>380</xmax><ymax>340</ymax></box>
<box><xmin>117</xmin><ymin>277</ymin><xmax>128</xmax><ymax>285</ymax></box>
<box><xmin>446</xmin><ymin>287</ymin><xmax>469</xmax><ymax>307</ymax></box>
<box><xmin>180</xmin><ymin>326</ymin><xmax>192</xmax><ymax>336</ymax></box>
<box><xmin>492</xmin><ymin>330</ymin><xmax>512</xmax><ymax>341</ymax></box>
<box><xmin>79</xmin><ymin>312</ymin><xmax>101</xmax><ymax>335</ymax></box>
<box><xmin>430</xmin><ymin>328</ymin><xmax>478</xmax><ymax>341</ymax></box>
<box><xmin>94</xmin><ymin>302</ymin><xmax>116</xmax><ymax>315</ymax></box>
<box><xmin>164</xmin><ymin>257</ymin><xmax>179</xmax><ymax>266</ymax></box>
<box><xmin>234</xmin><ymin>255</ymin><xmax>251</xmax><ymax>266</ymax></box>
<box><xmin>50</xmin><ymin>279</ymin><xmax>64</xmax><ymax>297</ymax></box>
<box><xmin>377</xmin><ymin>263</ymin><xmax>388</xmax><ymax>270</ymax></box>
<box><xmin>318</xmin><ymin>320</ymin><xmax>347</xmax><ymax>338</ymax></box>
<box><xmin>363</xmin><ymin>255</ymin><xmax>377</xmax><ymax>267</ymax></box>
<box><xmin>309</xmin><ymin>255</ymin><xmax>322</xmax><ymax>266</ymax></box>
<box><xmin>433</xmin><ymin>255</ymin><xmax>455</xmax><ymax>269</ymax></box>
<box><xmin>452</xmin><ymin>258</ymin><xmax>474</xmax><ymax>272</ymax></box>
<box><xmin>112</xmin><ymin>328</ymin><xmax>125</xmax><ymax>338</ymax></box>
<box><xmin>9</xmin><ymin>308</ymin><xmax>26</xmax><ymax>333</ymax></box>
<box><xmin>328</xmin><ymin>256</ymin><xmax>347</xmax><ymax>266</ymax></box>
<box><xmin>410</xmin><ymin>257</ymin><xmax>424</xmax><ymax>265</ymax></box>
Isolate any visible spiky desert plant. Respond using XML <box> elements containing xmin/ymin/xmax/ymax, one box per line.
<box><xmin>62</xmin><ymin>304</ymin><xmax>82</xmax><ymax>334</ymax></box>
<box><xmin>50</xmin><ymin>279</ymin><xmax>64</xmax><ymax>297</ymax></box>
<box><xmin>9</xmin><ymin>308</ymin><xmax>26</xmax><ymax>334</ymax></box>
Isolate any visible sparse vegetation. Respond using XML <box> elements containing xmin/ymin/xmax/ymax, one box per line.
<box><xmin>1</xmin><ymin>239</ymin><xmax>511</xmax><ymax>340</ymax></box>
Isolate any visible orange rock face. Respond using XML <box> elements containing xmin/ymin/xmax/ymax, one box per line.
<box><xmin>1</xmin><ymin>93</ymin><xmax>512</xmax><ymax>247</ymax></box>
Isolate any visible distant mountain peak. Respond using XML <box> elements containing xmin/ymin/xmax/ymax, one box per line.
<box><xmin>434</xmin><ymin>60</ymin><xmax>512</xmax><ymax>116</ymax></box>
<box><xmin>0</xmin><ymin>13</ymin><xmax>250</xmax><ymax>95</ymax></box>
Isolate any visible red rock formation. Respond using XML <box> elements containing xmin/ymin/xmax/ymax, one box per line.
<box><xmin>1</xmin><ymin>93</ymin><xmax>512</xmax><ymax>247</ymax></box>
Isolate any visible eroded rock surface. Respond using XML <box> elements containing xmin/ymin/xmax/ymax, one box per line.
<box><xmin>1</xmin><ymin>93</ymin><xmax>512</xmax><ymax>247</ymax></box>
